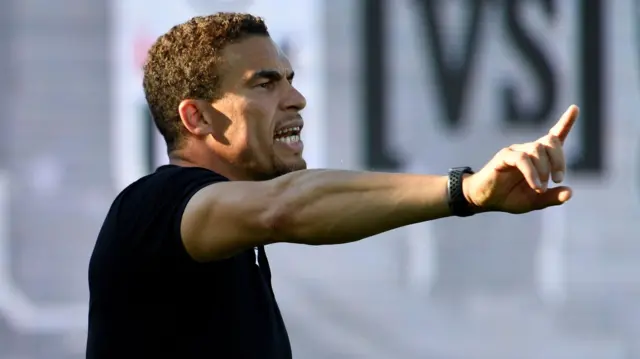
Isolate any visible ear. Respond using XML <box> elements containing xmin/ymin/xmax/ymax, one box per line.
<box><xmin>178</xmin><ymin>99</ymin><xmax>213</xmax><ymax>136</ymax></box>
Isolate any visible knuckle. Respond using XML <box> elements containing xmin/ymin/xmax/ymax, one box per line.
<box><xmin>537</xmin><ymin>134</ymin><xmax>553</xmax><ymax>144</ymax></box>
<box><xmin>550</xmin><ymin>148</ymin><xmax>565</xmax><ymax>161</ymax></box>
<box><xmin>515</xmin><ymin>151</ymin><xmax>529</xmax><ymax>162</ymax></box>
<box><xmin>547</xmin><ymin>134</ymin><xmax>561</xmax><ymax>145</ymax></box>
<box><xmin>499</xmin><ymin>147</ymin><xmax>513</xmax><ymax>157</ymax></box>
<box><xmin>548</xmin><ymin>148</ymin><xmax>565</xmax><ymax>163</ymax></box>
<box><xmin>530</xmin><ymin>142</ymin><xmax>545</xmax><ymax>154</ymax></box>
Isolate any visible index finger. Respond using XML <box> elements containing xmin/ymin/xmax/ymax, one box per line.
<box><xmin>548</xmin><ymin>105</ymin><xmax>579</xmax><ymax>143</ymax></box>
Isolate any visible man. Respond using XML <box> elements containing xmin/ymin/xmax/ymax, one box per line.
<box><xmin>86</xmin><ymin>12</ymin><xmax>578</xmax><ymax>359</ymax></box>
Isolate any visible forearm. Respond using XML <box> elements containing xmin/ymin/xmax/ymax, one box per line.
<box><xmin>268</xmin><ymin>169</ymin><xmax>452</xmax><ymax>245</ymax></box>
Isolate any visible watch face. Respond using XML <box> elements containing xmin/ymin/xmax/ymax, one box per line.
<box><xmin>450</xmin><ymin>167</ymin><xmax>473</xmax><ymax>174</ymax></box>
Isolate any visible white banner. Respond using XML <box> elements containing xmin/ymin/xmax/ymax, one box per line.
<box><xmin>382</xmin><ymin>0</ymin><xmax>640</xmax><ymax>298</ymax></box>
<box><xmin>110</xmin><ymin>0</ymin><xmax>326</xmax><ymax>190</ymax></box>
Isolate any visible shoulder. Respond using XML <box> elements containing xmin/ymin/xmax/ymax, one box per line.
<box><xmin>122</xmin><ymin>165</ymin><xmax>225</xmax><ymax>201</ymax></box>
<box><xmin>94</xmin><ymin>166</ymin><xmax>228</xmax><ymax>260</ymax></box>
<box><xmin>105</xmin><ymin>165</ymin><xmax>227</xmax><ymax>225</ymax></box>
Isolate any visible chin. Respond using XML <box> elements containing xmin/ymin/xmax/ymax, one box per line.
<box><xmin>252</xmin><ymin>157</ymin><xmax>306</xmax><ymax>181</ymax></box>
<box><xmin>274</xmin><ymin>157</ymin><xmax>307</xmax><ymax>176</ymax></box>
<box><xmin>283</xmin><ymin>158</ymin><xmax>307</xmax><ymax>172</ymax></box>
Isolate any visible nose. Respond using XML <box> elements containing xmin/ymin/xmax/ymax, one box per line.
<box><xmin>282</xmin><ymin>85</ymin><xmax>307</xmax><ymax>112</ymax></box>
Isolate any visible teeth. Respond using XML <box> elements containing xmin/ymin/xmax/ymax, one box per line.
<box><xmin>275</xmin><ymin>126</ymin><xmax>300</xmax><ymax>135</ymax></box>
<box><xmin>275</xmin><ymin>135</ymin><xmax>301</xmax><ymax>143</ymax></box>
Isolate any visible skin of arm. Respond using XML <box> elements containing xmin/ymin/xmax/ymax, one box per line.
<box><xmin>181</xmin><ymin>169</ymin><xmax>461</xmax><ymax>262</ymax></box>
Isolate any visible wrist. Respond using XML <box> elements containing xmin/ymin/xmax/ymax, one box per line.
<box><xmin>461</xmin><ymin>174</ymin><xmax>483</xmax><ymax>214</ymax></box>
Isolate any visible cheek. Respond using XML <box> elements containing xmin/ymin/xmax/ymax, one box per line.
<box><xmin>243</xmin><ymin>100</ymin><xmax>276</xmax><ymax>144</ymax></box>
<box><xmin>228</xmin><ymin>121</ymin><xmax>249</xmax><ymax>148</ymax></box>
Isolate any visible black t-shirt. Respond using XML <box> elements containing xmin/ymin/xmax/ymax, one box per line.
<box><xmin>86</xmin><ymin>165</ymin><xmax>292</xmax><ymax>359</ymax></box>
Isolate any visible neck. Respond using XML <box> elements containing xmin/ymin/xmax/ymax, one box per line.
<box><xmin>168</xmin><ymin>147</ymin><xmax>254</xmax><ymax>181</ymax></box>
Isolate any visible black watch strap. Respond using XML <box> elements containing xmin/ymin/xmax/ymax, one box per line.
<box><xmin>447</xmin><ymin>167</ymin><xmax>475</xmax><ymax>217</ymax></box>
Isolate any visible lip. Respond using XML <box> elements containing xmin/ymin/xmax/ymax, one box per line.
<box><xmin>275</xmin><ymin>138</ymin><xmax>304</xmax><ymax>152</ymax></box>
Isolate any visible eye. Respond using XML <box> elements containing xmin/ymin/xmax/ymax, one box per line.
<box><xmin>257</xmin><ymin>81</ymin><xmax>275</xmax><ymax>90</ymax></box>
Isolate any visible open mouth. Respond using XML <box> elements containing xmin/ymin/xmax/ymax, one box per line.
<box><xmin>274</xmin><ymin>126</ymin><xmax>302</xmax><ymax>143</ymax></box>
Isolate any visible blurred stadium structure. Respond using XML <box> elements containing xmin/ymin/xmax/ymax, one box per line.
<box><xmin>0</xmin><ymin>0</ymin><xmax>639</xmax><ymax>358</ymax></box>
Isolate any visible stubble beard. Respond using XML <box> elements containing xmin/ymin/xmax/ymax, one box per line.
<box><xmin>242</xmin><ymin>149</ymin><xmax>306</xmax><ymax>181</ymax></box>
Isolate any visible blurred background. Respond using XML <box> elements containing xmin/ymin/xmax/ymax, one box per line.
<box><xmin>0</xmin><ymin>0</ymin><xmax>638</xmax><ymax>358</ymax></box>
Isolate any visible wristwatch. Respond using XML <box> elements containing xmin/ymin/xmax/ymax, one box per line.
<box><xmin>447</xmin><ymin>167</ymin><xmax>475</xmax><ymax>217</ymax></box>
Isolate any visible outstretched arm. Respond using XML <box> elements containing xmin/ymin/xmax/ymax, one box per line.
<box><xmin>181</xmin><ymin>170</ymin><xmax>455</xmax><ymax>262</ymax></box>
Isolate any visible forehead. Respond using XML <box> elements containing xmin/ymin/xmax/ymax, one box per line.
<box><xmin>220</xmin><ymin>36</ymin><xmax>292</xmax><ymax>83</ymax></box>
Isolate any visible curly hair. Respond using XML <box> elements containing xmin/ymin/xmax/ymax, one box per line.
<box><xmin>142</xmin><ymin>13</ymin><xmax>269</xmax><ymax>152</ymax></box>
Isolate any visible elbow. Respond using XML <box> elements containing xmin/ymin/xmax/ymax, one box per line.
<box><xmin>260</xmin><ymin>170</ymin><xmax>323</xmax><ymax>244</ymax></box>
<box><xmin>262</xmin><ymin>202</ymin><xmax>298</xmax><ymax>243</ymax></box>
<box><xmin>262</xmin><ymin>185</ymin><xmax>314</xmax><ymax>244</ymax></box>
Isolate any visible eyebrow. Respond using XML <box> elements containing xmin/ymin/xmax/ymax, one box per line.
<box><xmin>246</xmin><ymin>69</ymin><xmax>295</xmax><ymax>84</ymax></box>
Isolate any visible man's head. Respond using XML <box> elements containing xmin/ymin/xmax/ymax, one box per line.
<box><xmin>143</xmin><ymin>13</ymin><xmax>307</xmax><ymax>180</ymax></box>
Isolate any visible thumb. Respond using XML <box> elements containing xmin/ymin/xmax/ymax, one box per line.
<box><xmin>534</xmin><ymin>186</ymin><xmax>573</xmax><ymax>209</ymax></box>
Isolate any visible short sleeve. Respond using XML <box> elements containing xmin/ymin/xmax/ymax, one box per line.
<box><xmin>113</xmin><ymin>165</ymin><xmax>227</xmax><ymax>266</ymax></box>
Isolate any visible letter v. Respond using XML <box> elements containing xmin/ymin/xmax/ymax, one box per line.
<box><xmin>415</xmin><ymin>0</ymin><xmax>487</xmax><ymax>128</ymax></box>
